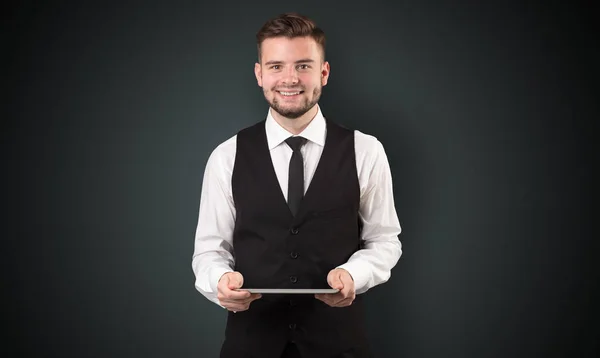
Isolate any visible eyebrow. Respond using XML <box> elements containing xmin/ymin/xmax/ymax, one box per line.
<box><xmin>264</xmin><ymin>59</ymin><xmax>316</xmax><ymax>66</ymax></box>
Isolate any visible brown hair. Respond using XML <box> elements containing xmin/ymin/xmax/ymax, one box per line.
<box><xmin>256</xmin><ymin>12</ymin><xmax>326</xmax><ymax>62</ymax></box>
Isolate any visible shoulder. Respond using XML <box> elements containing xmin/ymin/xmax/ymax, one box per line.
<box><xmin>353</xmin><ymin>129</ymin><xmax>386</xmax><ymax>158</ymax></box>
<box><xmin>206</xmin><ymin>133</ymin><xmax>237</xmax><ymax>170</ymax></box>
<box><xmin>352</xmin><ymin>129</ymin><xmax>393</xmax><ymax>181</ymax></box>
<box><xmin>325</xmin><ymin>119</ymin><xmax>383</xmax><ymax>153</ymax></box>
<box><xmin>206</xmin><ymin>120</ymin><xmax>265</xmax><ymax>167</ymax></box>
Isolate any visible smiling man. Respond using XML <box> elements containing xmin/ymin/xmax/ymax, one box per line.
<box><xmin>255</xmin><ymin>34</ymin><xmax>328</xmax><ymax>127</ymax></box>
<box><xmin>192</xmin><ymin>12</ymin><xmax>403</xmax><ymax>358</ymax></box>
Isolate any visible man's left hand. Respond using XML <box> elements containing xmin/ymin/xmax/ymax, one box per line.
<box><xmin>315</xmin><ymin>268</ymin><xmax>355</xmax><ymax>307</ymax></box>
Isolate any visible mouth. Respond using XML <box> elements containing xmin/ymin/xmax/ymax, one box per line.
<box><xmin>276</xmin><ymin>90</ymin><xmax>304</xmax><ymax>98</ymax></box>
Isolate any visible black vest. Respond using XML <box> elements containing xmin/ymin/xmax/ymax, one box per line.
<box><xmin>220</xmin><ymin>118</ymin><xmax>371</xmax><ymax>358</ymax></box>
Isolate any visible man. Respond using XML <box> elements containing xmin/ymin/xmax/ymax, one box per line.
<box><xmin>192</xmin><ymin>12</ymin><xmax>402</xmax><ymax>358</ymax></box>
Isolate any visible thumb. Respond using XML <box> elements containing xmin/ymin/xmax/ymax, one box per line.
<box><xmin>228</xmin><ymin>272</ymin><xmax>244</xmax><ymax>289</ymax></box>
<box><xmin>328</xmin><ymin>270</ymin><xmax>344</xmax><ymax>290</ymax></box>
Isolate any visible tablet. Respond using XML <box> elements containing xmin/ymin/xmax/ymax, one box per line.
<box><xmin>236</xmin><ymin>288</ymin><xmax>339</xmax><ymax>294</ymax></box>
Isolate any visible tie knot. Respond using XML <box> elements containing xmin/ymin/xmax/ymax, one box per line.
<box><xmin>285</xmin><ymin>136</ymin><xmax>307</xmax><ymax>152</ymax></box>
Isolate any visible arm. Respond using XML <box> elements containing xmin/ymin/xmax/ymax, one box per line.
<box><xmin>337</xmin><ymin>136</ymin><xmax>403</xmax><ymax>294</ymax></box>
<box><xmin>191</xmin><ymin>141</ymin><xmax>236</xmax><ymax>307</ymax></box>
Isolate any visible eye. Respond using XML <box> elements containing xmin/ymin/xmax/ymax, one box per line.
<box><xmin>297</xmin><ymin>64</ymin><xmax>310</xmax><ymax>70</ymax></box>
<box><xmin>270</xmin><ymin>65</ymin><xmax>280</xmax><ymax>70</ymax></box>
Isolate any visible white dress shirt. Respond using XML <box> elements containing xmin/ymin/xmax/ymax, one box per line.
<box><xmin>192</xmin><ymin>105</ymin><xmax>402</xmax><ymax>307</ymax></box>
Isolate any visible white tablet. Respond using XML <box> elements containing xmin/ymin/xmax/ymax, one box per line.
<box><xmin>236</xmin><ymin>288</ymin><xmax>339</xmax><ymax>294</ymax></box>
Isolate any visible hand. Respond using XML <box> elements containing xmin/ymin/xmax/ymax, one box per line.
<box><xmin>315</xmin><ymin>268</ymin><xmax>356</xmax><ymax>307</ymax></box>
<box><xmin>217</xmin><ymin>271</ymin><xmax>262</xmax><ymax>312</ymax></box>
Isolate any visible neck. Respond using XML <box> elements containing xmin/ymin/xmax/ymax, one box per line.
<box><xmin>270</xmin><ymin>105</ymin><xmax>319</xmax><ymax>135</ymax></box>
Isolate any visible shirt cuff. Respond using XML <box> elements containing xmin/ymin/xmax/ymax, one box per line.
<box><xmin>336</xmin><ymin>261</ymin><xmax>372</xmax><ymax>294</ymax></box>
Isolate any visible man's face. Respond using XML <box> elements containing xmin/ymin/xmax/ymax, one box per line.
<box><xmin>254</xmin><ymin>36</ymin><xmax>330</xmax><ymax>119</ymax></box>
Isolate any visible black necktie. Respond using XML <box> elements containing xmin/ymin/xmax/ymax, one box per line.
<box><xmin>285</xmin><ymin>136</ymin><xmax>307</xmax><ymax>217</ymax></box>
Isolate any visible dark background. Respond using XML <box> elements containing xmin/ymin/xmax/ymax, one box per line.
<box><xmin>3</xmin><ymin>0</ymin><xmax>598</xmax><ymax>357</ymax></box>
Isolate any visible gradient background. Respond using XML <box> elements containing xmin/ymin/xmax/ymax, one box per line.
<box><xmin>3</xmin><ymin>0</ymin><xmax>598</xmax><ymax>357</ymax></box>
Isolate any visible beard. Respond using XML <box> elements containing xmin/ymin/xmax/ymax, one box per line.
<box><xmin>264</xmin><ymin>86</ymin><xmax>322</xmax><ymax>119</ymax></box>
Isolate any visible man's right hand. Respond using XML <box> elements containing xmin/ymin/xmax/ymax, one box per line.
<box><xmin>217</xmin><ymin>271</ymin><xmax>262</xmax><ymax>312</ymax></box>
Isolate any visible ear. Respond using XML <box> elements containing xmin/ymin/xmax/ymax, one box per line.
<box><xmin>254</xmin><ymin>63</ymin><xmax>263</xmax><ymax>87</ymax></box>
<box><xmin>321</xmin><ymin>61</ymin><xmax>330</xmax><ymax>86</ymax></box>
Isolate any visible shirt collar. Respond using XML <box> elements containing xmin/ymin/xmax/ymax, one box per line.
<box><xmin>265</xmin><ymin>105</ymin><xmax>327</xmax><ymax>150</ymax></box>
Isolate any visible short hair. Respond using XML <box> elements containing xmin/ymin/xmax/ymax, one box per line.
<box><xmin>256</xmin><ymin>12</ymin><xmax>326</xmax><ymax>62</ymax></box>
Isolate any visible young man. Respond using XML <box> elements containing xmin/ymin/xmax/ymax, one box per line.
<box><xmin>192</xmin><ymin>12</ymin><xmax>402</xmax><ymax>358</ymax></box>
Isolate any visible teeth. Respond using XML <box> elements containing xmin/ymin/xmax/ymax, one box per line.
<box><xmin>279</xmin><ymin>91</ymin><xmax>300</xmax><ymax>96</ymax></box>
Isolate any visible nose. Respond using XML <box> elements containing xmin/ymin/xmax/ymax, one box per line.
<box><xmin>282</xmin><ymin>66</ymin><xmax>299</xmax><ymax>85</ymax></box>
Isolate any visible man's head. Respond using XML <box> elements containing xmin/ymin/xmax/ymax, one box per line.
<box><xmin>254</xmin><ymin>13</ymin><xmax>330</xmax><ymax>120</ymax></box>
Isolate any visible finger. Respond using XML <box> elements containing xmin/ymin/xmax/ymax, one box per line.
<box><xmin>249</xmin><ymin>293</ymin><xmax>262</xmax><ymax>301</ymax></box>
<box><xmin>340</xmin><ymin>286</ymin><xmax>352</xmax><ymax>299</ymax></box>
<box><xmin>218</xmin><ymin>275</ymin><xmax>250</xmax><ymax>299</ymax></box>
<box><xmin>226</xmin><ymin>289</ymin><xmax>253</xmax><ymax>300</ymax></box>
<box><xmin>224</xmin><ymin>302</ymin><xmax>250</xmax><ymax>312</ymax></box>
<box><xmin>227</xmin><ymin>272</ymin><xmax>244</xmax><ymax>289</ymax></box>
<box><xmin>315</xmin><ymin>293</ymin><xmax>337</xmax><ymax>300</ymax></box>
<box><xmin>327</xmin><ymin>293</ymin><xmax>354</xmax><ymax>307</ymax></box>
<box><xmin>334</xmin><ymin>298</ymin><xmax>354</xmax><ymax>307</ymax></box>
<box><xmin>218</xmin><ymin>287</ymin><xmax>252</xmax><ymax>301</ymax></box>
<box><xmin>331</xmin><ymin>294</ymin><xmax>349</xmax><ymax>306</ymax></box>
<box><xmin>318</xmin><ymin>296</ymin><xmax>350</xmax><ymax>308</ymax></box>
<box><xmin>221</xmin><ymin>296</ymin><xmax>256</xmax><ymax>310</ymax></box>
<box><xmin>322</xmin><ymin>291</ymin><xmax>354</xmax><ymax>307</ymax></box>
<box><xmin>225</xmin><ymin>294</ymin><xmax>263</xmax><ymax>311</ymax></box>
<box><xmin>220</xmin><ymin>295</ymin><xmax>256</xmax><ymax>305</ymax></box>
<box><xmin>227</xmin><ymin>293</ymin><xmax>262</xmax><ymax>303</ymax></box>
<box><xmin>334</xmin><ymin>285</ymin><xmax>348</xmax><ymax>299</ymax></box>
<box><xmin>220</xmin><ymin>293</ymin><xmax>262</xmax><ymax>307</ymax></box>
<box><xmin>314</xmin><ymin>294</ymin><xmax>332</xmax><ymax>306</ymax></box>
<box><xmin>340</xmin><ymin>269</ymin><xmax>354</xmax><ymax>284</ymax></box>
<box><xmin>315</xmin><ymin>293</ymin><xmax>339</xmax><ymax>307</ymax></box>
<box><xmin>339</xmin><ymin>272</ymin><xmax>354</xmax><ymax>297</ymax></box>
<box><xmin>328</xmin><ymin>272</ymin><xmax>344</xmax><ymax>290</ymax></box>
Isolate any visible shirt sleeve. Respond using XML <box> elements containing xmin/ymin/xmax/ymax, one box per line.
<box><xmin>337</xmin><ymin>136</ymin><xmax>403</xmax><ymax>294</ymax></box>
<box><xmin>191</xmin><ymin>140</ymin><xmax>236</xmax><ymax>308</ymax></box>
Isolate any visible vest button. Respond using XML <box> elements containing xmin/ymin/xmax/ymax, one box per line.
<box><xmin>290</xmin><ymin>228</ymin><xmax>299</xmax><ymax>235</ymax></box>
<box><xmin>290</xmin><ymin>276</ymin><xmax>297</xmax><ymax>283</ymax></box>
<box><xmin>290</xmin><ymin>252</ymin><xmax>298</xmax><ymax>259</ymax></box>
<box><xmin>289</xmin><ymin>323</ymin><xmax>296</xmax><ymax>330</ymax></box>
